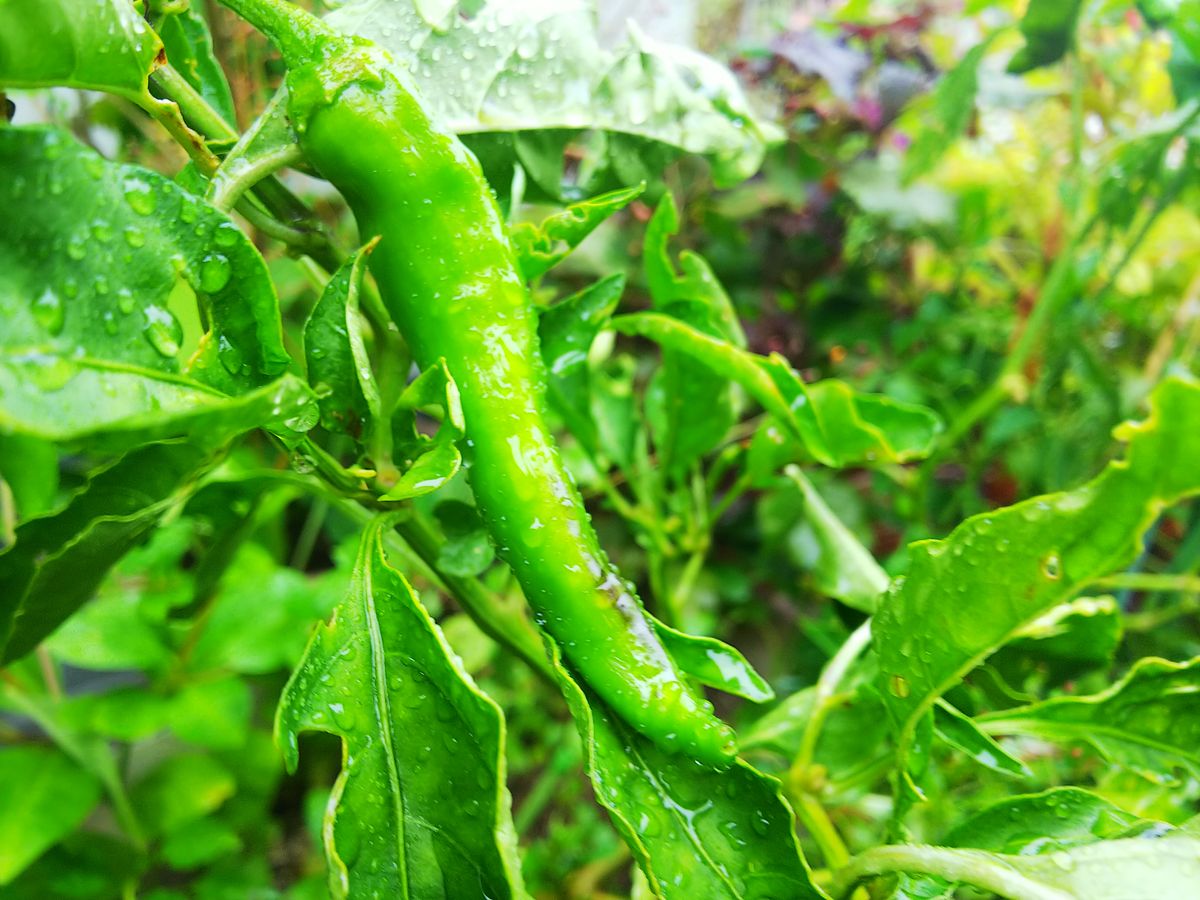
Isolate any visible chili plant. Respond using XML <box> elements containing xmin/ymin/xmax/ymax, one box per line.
<box><xmin>1</xmin><ymin>1</ymin><xmax>1199</xmax><ymax>898</ymax></box>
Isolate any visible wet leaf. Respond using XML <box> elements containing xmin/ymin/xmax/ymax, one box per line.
<box><xmin>932</xmin><ymin>700</ymin><xmax>1031</xmax><ymax>778</ymax></box>
<box><xmin>0</xmin><ymin>0</ymin><xmax>161</xmax><ymax>103</ymax></box>
<box><xmin>512</xmin><ymin>184</ymin><xmax>643</xmax><ymax>281</ymax></box>
<box><xmin>276</xmin><ymin>517</ymin><xmax>525</xmax><ymax>898</ymax></box>
<box><xmin>979</xmin><ymin>656</ymin><xmax>1200</xmax><ymax>785</ymax></box>
<box><xmin>873</xmin><ymin>377</ymin><xmax>1200</xmax><ymax>785</ymax></box>
<box><xmin>154</xmin><ymin>4</ymin><xmax>238</xmax><ymax>129</ymax></box>
<box><xmin>382</xmin><ymin>360</ymin><xmax>465</xmax><ymax>501</ymax></box>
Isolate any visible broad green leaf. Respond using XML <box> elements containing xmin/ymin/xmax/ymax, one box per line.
<box><xmin>873</xmin><ymin>377</ymin><xmax>1200</xmax><ymax>777</ymax></box>
<box><xmin>979</xmin><ymin>656</ymin><xmax>1200</xmax><ymax>785</ymax></box>
<box><xmin>538</xmin><ymin>273</ymin><xmax>625</xmax><ymax>455</ymax></box>
<box><xmin>643</xmin><ymin>194</ymin><xmax>743</xmax><ymax>477</ymax></box>
<box><xmin>784</xmin><ymin>467</ymin><xmax>888</xmax><ymax>613</ymax></box>
<box><xmin>433</xmin><ymin>500</ymin><xmax>496</xmax><ymax>578</ymax></box>
<box><xmin>0</xmin><ymin>126</ymin><xmax>305</xmax><ymax>447</ymax></box>
<box><xmin>1007</xmin><ymin>0</ymin><xmax>1085</xmax><ymax>73</ymax></box>
<box><xmin>0</xmin><ymin>746</ymin><xmax>103</xmax><ymax>885</ymax></box>
<box><xmin>932</xmin><ymin>700</ymin><xmax>1031</xmax><ymax>778</ymax></box>
<box><xmin>547</xmin><ymin>642</ymin><xmax>826</xmax><ymax>899</ymax></box>
<box><xmin>512</xmin><ymin>184</ymin><xmax>643</xmax><ymax>281</ymax></box>
<box><xmin>154</xmin><ymin>4</ymin><xmax>238</xmax><ymax>129</ymax></box>
<box><xmin>305</xmin><ymin>242</ymin><xmax>379</xmax><ymax>440</ymax></box>
<box><xmin>612</xmin><ymin>312</ymin><xmax>942</xmax><ymax>467</ymax></box>
<box><xmin>382</xmin><ymin>359</ymin><xmax>466</xmax><ymax>500</ymax></box>
<box><xmin>324</xmin><ymin>0</ymin><xmax>776</xmax><ymax>190</ymax></box>
<box><xmin>993</xmin><ymin>595</ymin><xmax>1123</xmax><ymax>686</ymax></box>
<box><xmin>0</xmin><ymin>0</ymin><xmax>161</xmax><ymax>103</ymax></box>
<box><xmin>0</xmin><ymin>442</ymin><xmax>211</xmax><ymax>663</ymax></box>
<box><xmin>903</xmin><ymin>38</ymin><xmax>993</xmax><ymax>181</ymax></box>
<box><xmin>276</xmin><ymin>517</ymin><xmax>525</xmax><ymax>899</ymax></box>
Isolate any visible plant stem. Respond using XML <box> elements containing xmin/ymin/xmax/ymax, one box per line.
<box><xmin>794</xmin><ymin>793</ymin><xmax>851</xmax><ymax>870</ymax></box>
<box><xmin>828</xmin><ymin>845</ymin><xmax>1072</xmax><ymax>900</ymax></box>
<box><xmin>1090</xmin><ymin>571</ymin><xmax>1200</xmax><ymax>592</ymax></box>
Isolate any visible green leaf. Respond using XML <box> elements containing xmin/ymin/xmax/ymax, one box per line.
<box><xmin>0</xmin><ymin>746</ymin><xmax>103</xmax><ymax>885</ymax></box>
<box><xmin>932</xmin><ymin>700</ymin><xmax>1031</xmax><ymax>778</ymax></box>
<box><xmin>546</xmin><ymin>641</ymin><xmax>826</xmax><ymax>899</ymax></box>
<box><xmin>382</xmin><ymin>359</ymin><xmax>466</xmax><ymax>501</ymax></box>
<box><xmin>650</xmin><ymin>616</ymin><xmax>775</xmax><ymax>703</ymax></box>
<box><xmin>0</xmin><ymin>434</ymin><xmax>58</xmax><ymax>521</ymax></box>
<box><xmin>993</xmin><ymin>595</ymin><xmax>1123</xmax><ymax>686</ymax></box>
<box><xmin>433</xmin><ymin>500</ymin><xmax>496</xmax><ymax>578</ymax></box>
<box><xmin>1007</xmin><ymin>0</ymin><xmax>1085</xmax><ymax>73</ymax></box>
<box><xmin>903</xmin><ymin>39</ymin><xmax>993</xmax><ymax>181</ymax></box>
<box><xmin>538</xmin><ymin>273</ymin><xmax>625</xmax><ymax>455</ymax></box>
<box><xmin>783</xmin><ymin>467</ymin><xmax>889</xmax><ymax>613</ymax></box>
<box><xmin>305</xmin><ymin>241</ymin><xmax>378</xmax><ymax>441</ymax></box>
<box><xmin>512</xmin><ymin>184</ymin><xmax>643</xmax><ymax>281</ymax></box>
<box><xmin>612</xmin><ymin>312</ymin><xmax>942</xmax><ymax>468</ymax></box>
<box><xmin>131</xmin><ymin>752</ymin><xmax>236</xmax><ymax>838</ymax></box>
<box><xmin>324</xmin><ymin>0</ymin><xmax>777</xmax><ymax>190</ymax></box>
<box><xmin>0</xmin><ymin>442</ymin><xmax>211</xmax><ymax>663</ymax></box>
<box><xmin>979</xmin><ymin>656</ymin><xmax>1200</xmax><ymax>785</ymax></box>
<box><xmin>276</xmin><ymin>517</ymin><xmax>525</xmax><ymax>899</ymax></box>
<box><xmin>0</xmin><ymin>0</ymin><xmax>162</xmax><ymax>103</ymax></box>
<box><xmin>0</xmin><ymin>126</ymin><xmax>305</xmax><ymax>447</ymax></box>
<box><xmin>873</xmin><ymin>377</ymin><xmax>1200</xmax><ymax>780</ymax></box>
<box><xmin>154</xmin><ymin>5</ymin><xmax>238</xmax><ymax>129</ymax></box>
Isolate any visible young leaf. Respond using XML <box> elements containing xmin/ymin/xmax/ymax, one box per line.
<box><xmin>0</xmin><ymin>746</ymin><xmax>103</xmax><ymax>885</ymax></box>
<box><xmin>0</xmin><ymin>442</ymin><xmax>211</xmax><ymax>663</ymax></box>
<box><xmin>902</xmin><ymin>39</ymin><xmax>993</xmax><ymax>182</ymax></box>
<box><xmin>649</xmin><ymin>616</ymin><xmax>775</xmax><ymax>703</ymax></box>
<box><xmin>873</xmin><ymin>377</ymin><xmax>1200</xmax><ymax>779</ymax></box>
<box><xmin>784</xmin><ymin>467</ymin><xmax>889</xmax><ymax>613</ymax></box>
<box><xmin>612</xmin><ymin>312</ymin><xmax>942</xmax><ymax>467</ymax></box>
<box><xmin>304</xmin><ymin>242</ymin><xmax>379</xmax><ymax>441</ymax></box>
<box><xmin>154</xmin><ymin>4</ymin><xmax>238</xmax><ymax>130</ymax></box>
<box><xmin>276</xmin><ymin>517</ymin><xmax>525</xmax><ymax>899</ymax></box>
<box><xmin>932</xmin><ymin>700</ymin><xmax>1031</xmax><ymax>779</ymax></box>
<box><xmin>978</xmin><ymin>656</ymin><xmax>1200</xmax><ymax>785</ymax></box>
<box><xmin>537</xmin><ymin>273</ymin><xmax>626</xmax><ymax>455</ymax></box>
<box><xmin>546</xmin><ymin>642</ymin><xmax>826</xmax><ymax>899</ymax></box>
<box><xmin>512</xmin><ymin>184</ymin><xmax>643</xmax><ymax>282</ymax></box>
<box><xmin>1007</xmin><ymin>0</ymin><xmax>1085</xmax><ymax>73</ymax></box>
<box><xmin>381</xmin><ymin>360</ymin><xmax>466</xmax><ymax>501</ymax></box>
<box><xmin>0</xmin><ymin>0</ymin><xmax>161</xmax><ymax>104</ymax></box>
<box><xmin>0</xmin><ymin>127</ymin><xmax>306</xmax><ymax>448</ymax></box>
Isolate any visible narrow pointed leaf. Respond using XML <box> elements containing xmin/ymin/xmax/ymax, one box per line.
<box><xmin>649</xmin><ymin>616</ymin><xmax>775</xmax><ymax>703</ymax></box>
<box><xmin>547</xmin><ymin>642</ymin><xmax>826</xmax><ymax>899</ymax></box>
<box><xmin>979</xmin><ymin>656</ymin><xmax>1200</xmax><ymax>785</ymax></box>
<box><xmin>512</xmin><ymin>184</ymin><xmax>643</xmax><ymax>281</ymax></box>
<box><xmin>933</xmin><ymin>700</ymin><xmax>1031</xmax><ymax>778</ymax></box>
<box><xmin>873</xmin><ymin>377</ymin><xmax>1200</xmax><ymax>772</ymax></box>
<box><xmin>276</xmin><ymin>517</ymin><xmax>525</xmax><ymax>899</ymax></box>
<box><xmin>1007</xmin><ymin>0</ymin><xmax>1085</xmax><ymax>74</ymax></box>
<box><xmin>382</xmin><ymin>360</ymin><xmax>465</xmax><ymax>501</ymax></box>
<box><xmin>155</xmin><ymin>5</ymin><xmax>238</xmax><ymax>128</ymax></box>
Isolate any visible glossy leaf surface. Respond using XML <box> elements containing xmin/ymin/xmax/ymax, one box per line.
<box><xmin>0</xmin><ymin>0</ymin><xmax>161</xmax><ymax>102</ymax></box>
<box><xmin>512</xmin><ymin>184</ymin><xmax>643</xmax><ymax>281</ymax></box>
<box><xmin>980</xmin><ymin>656</ymin><xmax>1200</xmax><ymax>785</ymax></box>
<box><xmin>548</xmin><ymin>642</ymin><xmax>825</xmax><ymax>899</ymax></box>
<box><xmin>874</xmin><ymin>377</ymin><xmax>1200</xmax><ymax>767</ymax></box>
<box><xmin>277</xmin><ymin>517</ymin><xmax>524</xmax><ymax>899</ymax></box>
<box><xmin>155</xmin><ymin>4</ymin><xmax>238</xmax><ymax>129</ymax></box>
<box><xmin>0</xmin><ymin>127</ymin><xmax>304</xmax><ymax>447</ymax></box>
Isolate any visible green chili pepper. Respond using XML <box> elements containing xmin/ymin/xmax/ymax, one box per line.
<box><xmin>218</xmin><ymin>0</ymin><xmax>737</xmax><ymax>765</ymax></box>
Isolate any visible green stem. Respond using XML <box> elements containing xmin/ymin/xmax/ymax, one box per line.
<box><xmin>828</xmin><ymin>845</ymin><xmax>1071</xmax><ymax>900</ymax></box>
<box><xmin>791</xmin><ymin>620</ymin><xmax>873</xmax><ymax>783</ymax></box>
<box><xmin>794</xmin><ymin>793</ymin><xmax>851</xmax><ymax>870</ymax></box>
<box><xmin>1090</xmin><ymin>572</ymin><xmax>1200</xmax><ymax>592</ymax></box>
<box><xmin>217</xmin><ymin>0</ymin><xmax>327</xmax><ymax>64</ymax></box>
<box><xmin>151</xmin><ymin>63</ymin><xmax>238</xmax><ymax>142</ymax></box>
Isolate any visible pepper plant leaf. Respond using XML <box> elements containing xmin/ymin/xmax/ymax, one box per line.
<box><xmin>546</xmin><ymin>641</ymin><xmax>826</xmax><ymax>899</ymax></box>
<box><xmin>873</xmin><ymin>377</ymin><xmax>1200</xmax><ymax>782</ymax></box>
<box><xmin>978</xmin><ymin>656</ymin><xmax>1200</xmax><ymax>785</ymax></box>
<box><xmin>1007</xmin><ymin>0</ymin><xmax>1085</xmax><ymax>73</ymax></box>
<box><xmin>0</xmin><ymin>0</ymin><xmax>161</xmax><ymax>103</ymax></box>
<box><xmin>932</xmin><ymin>700</ymin><xmax>1031</xmax><ymax>779</ymax></box>
<box><xmin>0</xmin><ymin>442</ymin><xmax>212</xmax><ymax>663</ymax></box>
<box><xmin>381</xmin><ymin>360</ymin><xmax>465</xmax><ymax>501</ymax></box>
<box><xmin>153</xmin><ymin>4</ymin><xmax>238</xmax><ymax>130</ymax></box>
<box><xmin>276</xmin><ymin>516</ymin><xmax>526</xmax><ymax>899</ymax></box>
<box><xmin>0</xmin><ymin>126</ymin><xmax>309</xmax><ymax>448</ymax></box>
<box><xmin>324</xmin><ymin>0</ymin><xmax>778</xmax><ymax>192</ymax></box>
<box><xmin>512</xmin><ymin>183</ymin><xmax>643</xmax><ymax>282</ymax></box>
<box><xmin>612</xmin><ymin>311</ymin><xmax>942</xmax><ymax>468</ymax></box>
<box><xmin>0</xmin><ymin>746</ymin><xmax>104</xmax><ymax>885</ymax></box>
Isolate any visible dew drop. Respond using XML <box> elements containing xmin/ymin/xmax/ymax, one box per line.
<box><xmin>1041</xmin><ymin>554</ymin><xmax>1062</xmax><ymax>580</ymax></box>
<box><xmin>117</xmin><ymin>288</ymin><xmax>137</xmax><ymax>315</ymax></box>
<box><xmin>889</xmin><ymin>674</ymin><xmax>910</xmax><ymax>698</ymax></box>
<box><xmin>142</xmin><ymin>304</ymin><xmax>182</xmax><ymax>357</ymax></box>
<box><xmin>199</xmin><ymin>253</ymin><xmax>232</xmax><ymax>292</ymax></box>
<box><xmin>124</xmin><ymin>225</ymin><xmax>146</xmax><ymax>248</ymax></box>
<box><xmin>124</xmin><ymin>179</ymin><xmax>157</xmax><ymax>215</ymax></box>
<box><xmin>31</xmin><ymin>288</ymin><xmax>65</xmax><ymax>335</ymax></box>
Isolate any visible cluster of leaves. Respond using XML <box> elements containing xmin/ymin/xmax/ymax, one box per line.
<box><xmin>1</xmin><ymin>0</ymin><xmax>1199</xmax><ymax>898</ymax></box>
